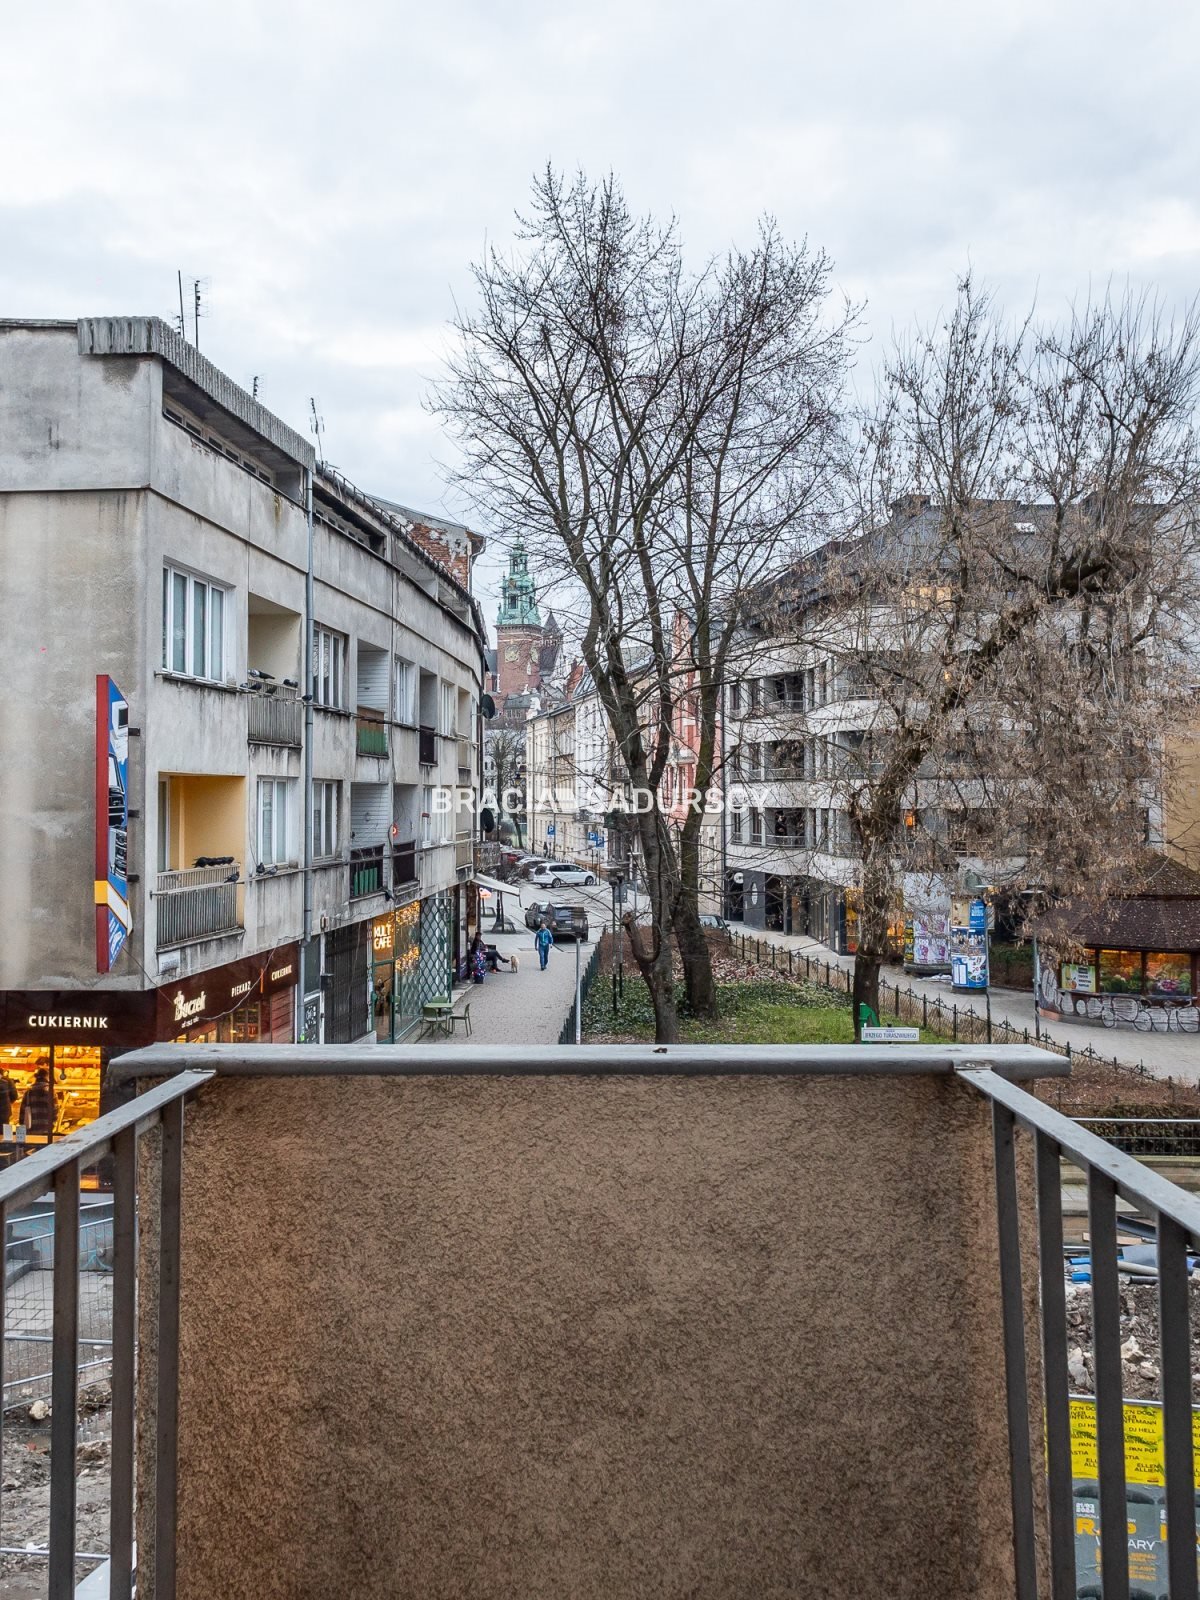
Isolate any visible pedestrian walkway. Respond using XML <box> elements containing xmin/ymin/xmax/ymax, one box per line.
<box><xmin>435</xmin><ymin>922</ymin><xmax>588</xmax><ymax>1046</ymax></box>
<box><xmin>726</xmin><ymin>921</ymin><xmax>1200</xmax><ymax>1082</ymax></box>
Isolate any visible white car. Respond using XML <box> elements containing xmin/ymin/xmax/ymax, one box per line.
<box><xmin>529</xmin><ymin>859</ymin><xmax>597</xmax><ymax>888</ymax></box>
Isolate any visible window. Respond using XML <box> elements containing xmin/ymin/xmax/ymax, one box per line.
<box><xmin>730</xmin><ymin>809</ymin><xmax>743</xmax><ymax>844</ymax></box>
<box><xmin>312</xmin><ymin>626</ymin><xmax>347</xmax><ymax>709</ymax></box>
<box><xmin>257</xmin><ymin>779</ymin><xmax>293</xmax><ymax>866</ymax></box>
<box><xmin>421</xmin><ymin>784</ymin><xmax>434</xmax><ymax>847</ymax></box>
<box><xmin>312</xmin><ymin>780</ymin><xmax>341</xmax><ymax>860</ymax></box>
<box><xmin>750</xmin><ymin>809</ymin><xmax>764</xmax><ymax>846</ymax></box>
<box><xmin>162</xmin><ymin>566</ymin><xmax>227</xmax><ymax>681</ymax></box>
<box><xmin>729</xmin><ymin>680</ymin><xmax>742</xmax><ymax>713</ymax></box>
<box><xmin>1147</xmin><ymin>952</ymin><xmax>1192</xmax><ymax>998</ymax></box>
<box><xmin>440</xmin><ymin>682</ymin><xmax>457</xmax><ymax>736</ymax></box>
<box><xmin>394</xmin><ymin>658</ymin><xmax>416</xmax><ymax>724</ymax></box>
<box><xmin>1098</xmin><ymin>948</ymin><xmax>1142</xmax><ymax>994</ymax></box>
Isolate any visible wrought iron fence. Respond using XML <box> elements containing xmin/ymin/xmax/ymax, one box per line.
<box><xmin>726</xmin><ymin>931</ymin><xmax>1157</xmax><ymax>1080</ymax></box>
<box><xmin>155</xmin><ymin>866</ymin><xmax>241</xmax><ymax>950</ymax></box>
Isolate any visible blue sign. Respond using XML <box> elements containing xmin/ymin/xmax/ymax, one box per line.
<box><xmin>968</xmin><ymin>898</ymin><xmax>987</xmax><ymax>933</ymax></box>
<box><xmin>97</xmin><ymin>676</ymin><xmax>132</xmax><ymax>971</ymax></box>
<box><xmin>546</xmin><ymin>823</ymin><xmax>555</xmax><ymax>838</ymax></box>
<box><xmin>950</xmin><ymin>897</ymin><xmax>989</xmax><ymax>991</ymax></box>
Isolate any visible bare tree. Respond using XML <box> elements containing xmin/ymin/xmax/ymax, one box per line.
<box><xmin>744</xmin><ymin>278</ymin><xmax>1200</xmax><ymax>1034</ymax></box>
<box><xmin>435</xmin><ymin>167</ymin><xmax>852</xmax><ymax>1040</ymax></box>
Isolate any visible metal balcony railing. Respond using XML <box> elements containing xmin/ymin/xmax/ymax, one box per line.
<box><xmin>418</xmin><ymin>725</ymin><xmax>436</xmax><ymax>766</ymax></box>
<box><xmin>349</xmin><ymin>844</ymin><xmax>385</xmax><ymax>899</ymax></box>
<box><xmin>961</xmin><ymin>1066</ymin><xmax>1200</xmax><ymax>1599</ymax></box>
<box><xmin>23</xmin><ymin>1043</ymin><xmax>1200</xmax><ymax>1597</ymax></box>
<box><xmin>392</xmin><ymin>838</ymin><xmax>417</xmax><ymax>887</ymax></box>
<box><xmin>155</xmin><ymin>865</ymin><xmax>241</xmax><ymax>949</ymax></box>
<box><xmin>0</xmin><ymin>1069</ymin><xmax>212</xmax><ymax>1599</ymax></box>
<box><xmin>356</xmin><ymin>712</ymin><xmax>388</xmax><ymax>758</ymax></box>
<box><xmin>246</xmin><ymin>686</ymin><xmax>302</xmax><ymax>747</ymax></box>
<box><xmin>455</xmin><ymin>835</ymin><xmax>474</xmax><ymax>872</ymax></box>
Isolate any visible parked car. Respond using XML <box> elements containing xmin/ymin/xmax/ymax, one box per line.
<box><xmin>523</xmin><ymin>899</ymin><xmax>590</xmax><ymax>940</ymax></box>
<box><xmin>528</xmin><ymin>859</ymin><xmax>597</xmax><ymax>888</ymax></box>
<box><xmin>699</xmin><ymin>913</ymin><xmax>729</xmax><ymax>932</ymax></box>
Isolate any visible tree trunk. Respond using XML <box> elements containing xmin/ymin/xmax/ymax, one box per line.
<box><xmin>673</xmin><ymin>823</ymin><xmax>718</xmax><ymax>1017</ymax></box>
<box><xmin>673</xmin><ymin>900</ymin><xmax>717</xmax><ymax>1016</ymax></box>
<box><xmin>851</xmin><ymin>952</ymin><xmax>882</xmax><ymax>1042</ymax></box>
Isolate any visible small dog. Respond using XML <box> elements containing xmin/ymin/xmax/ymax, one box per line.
<box><xmin>509</xmin><ymin>951</ymin><xmax>520</xmax><ymax>974</ymax></box>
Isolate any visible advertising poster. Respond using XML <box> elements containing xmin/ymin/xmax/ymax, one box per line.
<box><xmin>904</xmin><ymin>912</ymin><xmax>950</xmax><ymax>970</ymax></box>
<box><xmin>95</xmin><ymin>675</ymin><xmax>132</xmax><ymax>972</ymax></box>
<box><xmin>1061</xmin><ymin>963</ymin><xmax>1097</xmax><ymax>995</ymax></box>
<box><xmin>949</xmin><ymin>895</ymin><xmax>989</xmax><ymax>991</ymax></box>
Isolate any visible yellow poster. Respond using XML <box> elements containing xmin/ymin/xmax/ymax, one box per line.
<box><xmin>1070</xmin><ymin>1397</ymin><xmax>1200</xmax><ymax>1486</ymax></box>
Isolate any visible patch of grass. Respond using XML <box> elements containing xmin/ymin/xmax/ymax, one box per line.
<box><xmin>583</xmin><ymin>975</ymin><xmax>940</xmax><ymax>1045</ymax></box>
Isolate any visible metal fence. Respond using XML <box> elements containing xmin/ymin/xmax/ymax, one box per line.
<box><xmin>1073</xmin><ymin>1118</ymin><xmax>1200</xmax><ymax>1158</ymax></box>
<box><xmin>559</xmin><ymin>940</ymin><xmax>603</xmax><ymax>1045</ymax></box>
<box><xmin>961</xmin><ymin>1067</ymin><xmax>1200</xmax><ymax>1599</ymax></box>
<box><xmin>4</xmin><ymin>1206</ymin><xmax>115</xmax><ymax>1412</ymax></box>
<box><xmin>0</xmin><ymin>1070</ymin><xmax>211</xmax><ymax>1599</ymax></box>
<box><xmin>155</xmin><ymin>866</ymin><xmax>241</xmax><ymax>950</ymax></box>
<box><xmin>246</xmin><ymin>688</ymin><xmax>302</xmax><ymax>747</ymax></box>
<box><xmin>727</xmin><ymin>931</ymin><xmax>1157</xmax><ymax>1080</ymax></box>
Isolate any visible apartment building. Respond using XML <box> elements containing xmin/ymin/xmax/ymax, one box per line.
<box><xmin>0</xmin><ymin>316</ymin><xmax>485</xmax><ymax>1127</ymax></box>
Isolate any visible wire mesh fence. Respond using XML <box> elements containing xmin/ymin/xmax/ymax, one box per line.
<box><xmin>4</xmin><ymin>1204</ymin><xmax>115</xmax><ymax>1418</ymax></box>
<box><xmin>726</xmin><ymin>930</ymin><xmax>1157</xmax><ymax>1079</ymax></box>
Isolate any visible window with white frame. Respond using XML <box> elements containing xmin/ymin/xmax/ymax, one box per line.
<box><xmin>394</xmin><ymin>658</ymin><xmax>417</xmax><ymax>724</ymax></box>
<box><xmin>257</xmin><ymin>779</ymin><xmax>294</xmax><ymax>867</ymax></box>
<box><xmin>312</xmin><ymin>780</ymin><xmax>341</xmax><ymax>859</ymax></box>
<box><xmin>421</xmin><ymin>784</ymin><xmax>434</xmax><ymax>847</ymax></box>
<box><xmin>440</xmin><ymin>682</ymin><xmax>456</xmax><ymax>736</ymax></box>
<box><xmin>312</xmin><ymin>626</ymin><xmax>347</xmax><ymax>709</ymax></box>
<box><xmin>750</xmin><ymin>809</ymin><xmax>764</xmax><ymax>846</ymax></box>
<box><xmin>162</xmin><ymin>566</ymin><xmax>228</xmax><ymax>681</ymax></box>
<box><xmin>731</xmin><ymin>808</ymin><xmax>744</xmax><ymax>844</ymax></box>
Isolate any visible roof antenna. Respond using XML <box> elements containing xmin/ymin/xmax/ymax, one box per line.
<box><xmin>309</xmin><ymin>397</ymin><xmax>325</xmax><ymax>463</ymax></box>
<box><xmin>253</xmin><ymin>375</ymin><xmax>262</xmax><ymax>400</ymax></box>
<box><xmin>176</xmin><ymin>271</ymin><xmax>187</xmax><ymax>342</ymax></box>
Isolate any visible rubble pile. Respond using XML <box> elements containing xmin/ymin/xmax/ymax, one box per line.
<box><xmin>1064</xmin><ymin>1277</ymin><xmax>1200</xmax><ymax>1400</ymax></box>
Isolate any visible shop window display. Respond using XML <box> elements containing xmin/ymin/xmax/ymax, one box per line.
<box><xmin>0</xmin><ymin>1045</ymin><xmax>102</xmax><ymax>1139</ymax></box>
<box><xmin>1098</xmin><ymin>948</ymin><xmax>1143</xmax><ymax>994</ymax></box>
<box><xmin>1146</xmin><ymin>951</ymin><xmax>1193</xmax><ymax>998</ymax></box>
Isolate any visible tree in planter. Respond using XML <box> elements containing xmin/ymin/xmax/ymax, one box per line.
<box><xmin>744</xmin><ymin>278</ymin><xmax>1200</xmax><ymax>1036</ymax></box>
<box><xmin>435</xmin><ymin>167</ymin><xmax>852</xmax><ymax>1040</ymax></box>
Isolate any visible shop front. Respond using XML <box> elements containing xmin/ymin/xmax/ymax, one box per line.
<box><xmin>0</xmin><ymin>989</ymin><xmax>157</xmax><ymax>1146</ymax></box>
<box><xmin>157</xmin><ymin>945</ymin><xmax>300</xmax><ymax>1044</ymax></box>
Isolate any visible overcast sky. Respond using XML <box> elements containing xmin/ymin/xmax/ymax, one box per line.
<box><xmin>5</xmin><ymin>0</ymin><xmax>1199</xmax><ymax>618</ymax></box>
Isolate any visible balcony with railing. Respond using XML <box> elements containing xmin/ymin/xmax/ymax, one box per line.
<box><xmin>455</xmin><ymin>833</ymin><xmax>474</xmax><ymax>874</ymax></box>
<box><xmin>246</xmin><ymin>683</ymin><xmax>302</xmax><ymax>747</ymax></box>
<box><xmin>392</xmin><ymin>837</ymin><xmax>417</xmax><ymax>891</ymax></box>
<box><xmin>348</xmin><ymin>843</ymin><xmax>385</xmax><ymax>899</ymax></box>
<box><xmin>17</xmin><ymin>1042</ymin><xmax>1200</xmax><ymax>1598</ymax></box>
<box><xmin>154</xmin><ymin>863</ymin><xmax>242</xmax><ymax>949</ymax></box>
<box><xmin>355</xmin><ymin>710</ymin><xmax>388</xmax><ymax>759</ymax></box>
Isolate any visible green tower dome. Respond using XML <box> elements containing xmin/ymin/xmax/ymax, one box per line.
<box><xmin>496</xmin><ymin>535</ymin><xmax>541</xmax><ymax>628</ymax></box>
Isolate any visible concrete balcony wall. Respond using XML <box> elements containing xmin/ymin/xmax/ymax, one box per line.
<box><xmin>147</xmin><ymin>1063</ymin><xmax>1039</xmax><ymax>1600</ymax></box>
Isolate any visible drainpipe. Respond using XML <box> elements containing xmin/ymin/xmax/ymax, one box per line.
<box><xmin>301</xmin><ymin>466</ymin><xmax>316</xmax><ymax>1035</ymax></box>
<box><xmin>719</xmin><ymin>683</ymin><xmax>728</xmax><ymax>917</ymax></box>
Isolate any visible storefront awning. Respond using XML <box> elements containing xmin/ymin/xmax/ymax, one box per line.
<box><xmin>475</xmin><ymin>874</ymin><xmax>522</xmax><ymax>902</ymax></box>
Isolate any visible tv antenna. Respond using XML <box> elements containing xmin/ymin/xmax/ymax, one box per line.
<box><xmin>174</xmin><ymin>271</ymin><xmax>209</xmax><ymax>348</ymax></box>
<box><xmin>252</xmin><ymin>375</ymin><xmax>263</xmax><ymax>400</ymax></box>
<box><xmin>309</xmin><ymin>398</ymin><xmax>325</xmax><ymax>462</ymax></box>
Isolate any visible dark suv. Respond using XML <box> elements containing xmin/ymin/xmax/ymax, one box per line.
<box><xmin>524</xmin><ymin>899</ymin><xmax>590</xmax><ymax>940</ymax></box>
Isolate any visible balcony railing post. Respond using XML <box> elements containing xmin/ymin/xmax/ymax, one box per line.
<box><xmin>1034</xmin><ymin>1129</ymin><xmax>1076</xmax><ymax>1600</ymax></box>
<box><xmin>110</xmin><ymin>1123</ymin><xmax>138</xmax><ymax>1600</ymax></box>
<box><xmin>990</xmin><ymin>1105</ymin><xmax>1038</xmax><ymax>1600</ymax></box>
<box><xmin>1086</xmin><ymin>1167</ymin><xmax>1130</xmax><ymax>1597</ymax></box>
<box><xmin>1157</xmin><ymin>1211</ymin><xmax>1198</xmax><ymax>1600</ymax></box>
<box><xmin>49</xmin><ymin>1160</ymin><xmax>80</xmax><ymax>1600</ymax></box>
<box><xmin>155</xmin><ymin>1094</ymin><xmax>185</xmax><ymax>1600</ymax></box>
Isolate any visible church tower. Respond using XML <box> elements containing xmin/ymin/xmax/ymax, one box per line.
<box><xmin>495</xmin><ymin>536</ymin><xmax>544</xmax><ymax>699</ymax></box>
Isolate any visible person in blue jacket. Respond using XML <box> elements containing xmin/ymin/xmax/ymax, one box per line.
<box><xmin>535</xmin><ymin>923</ymin><xmax>554</xmax><ymax>971</ymax></box>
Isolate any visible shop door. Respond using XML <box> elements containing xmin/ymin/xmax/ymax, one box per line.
<box><xmin>326</xmin><ymin>922</ymin><xmax>371</xmax><ymax>1043</ymax></box>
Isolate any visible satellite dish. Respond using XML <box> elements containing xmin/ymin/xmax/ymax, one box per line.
<box><xmin>480</xmin><ymin>806</ymin><xmax>496</xmax><ymax>833</ymax></box>
<box><xmin>481</xmin><ymin>693</ymin><xmax>497</xmax><ymax>719</ymax></box>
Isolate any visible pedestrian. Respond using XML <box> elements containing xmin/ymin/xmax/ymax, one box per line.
<box><xmin>21</xmin><ymin>1067</ymin><xmax>57</xmax><ymax>1138</ymax></box>
<box><xmin>535</xmin><ymin>922</ymin><xmax>554</xmax><ymax>971</ymax></box>
<box><xmin>471</xmin><ymin>933</ymin><xmax>487</xmax><ymax>985</ymax></box>
<box><xmin>0</xmin><ymin>1067</ymin><xmax>18</xmax><ymax>1127</ymax></box>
